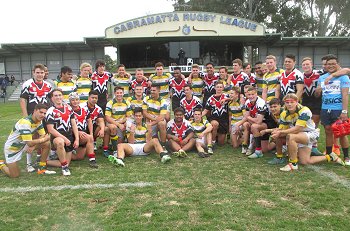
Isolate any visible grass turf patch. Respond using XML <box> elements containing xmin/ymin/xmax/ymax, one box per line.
<box><xmin>1</xmin><ymin>101</ymin><xmax>350</xmax><ymax>230</ymax></box>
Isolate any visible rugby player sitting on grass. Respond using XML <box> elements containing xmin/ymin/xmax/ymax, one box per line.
<box><xmin>0</xmin><ymin>104</ymin><xmax>56</xmax><ymax>178</ymax></box>
<box><xmin>271</xmin><ymin>93</ymin><xmax>344</xmax><ymax>172</ymax></box>
<box><xmin>108</xmin><ymin>108</ymin><xmax>171</xmax><ymax>167</ymax></box>
<box><xmin>167</xmin><ymin>107</ymin><xmax>196</xmax><ymax>157</ymax></box>
<box><xmin>191</xmin><ymin>108</ymin><xmax>213</xmax><ymax>158</ymax></box>
<box><xmin>69</xmin><ymin>92</ymin><xmax>98</xmax><ymax>168</ymax></box>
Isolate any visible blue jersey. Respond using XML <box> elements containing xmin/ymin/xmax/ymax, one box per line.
<box><xmin>318</xmin><ymin>73</ymin><xmax>350</xmax><ymax>110</ymax></box>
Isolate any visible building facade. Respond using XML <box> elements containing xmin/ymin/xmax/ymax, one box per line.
<box><xmin>0</xmin><ymin>11</ymin><xmax>349</xmax><ymax>80</ymax></box>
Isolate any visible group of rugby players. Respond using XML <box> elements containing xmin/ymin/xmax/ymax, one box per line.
<box><xmin>1</xmin><ymin>53</ymin><xmax>349</xmax><ymax>177</ymax></box>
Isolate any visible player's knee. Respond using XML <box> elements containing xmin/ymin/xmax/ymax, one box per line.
<box><xmin>211</xmin><ymin>120</ymin><xmax>219</xmax><ymax>127</ymax></box>
<box><xmin>158</xmin><ymin>120</ymin><xmax>166</xmax><ymax>127</ymax></box>
<box><xmin>54</xmin><ymin>138</ymin><xmax>64</xmax><ymax>148</ymax></box>
<box><xmin>42</xmin><ymin>140</ymin><xmax>51</xmax><ymax>148</ymax></box>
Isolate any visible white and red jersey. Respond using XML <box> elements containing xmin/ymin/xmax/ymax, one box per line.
<box><xmin>91</xmin><ymin>71</ymin><xmax>113</xmax><ymax>97</ymax></box>
<box><xmin>279</xmin><ymin>68</ymin><xmax>304</xmax><ymax>98</ymax></box>
<box><xmin>201</xmin><ymin>72</ymin><xmax>220</xmax><ymax>95</ymax></box>
<box><xmin>244</xmin><ymin>96</ymin><xmax>268</xmax><ymax>118</ymax></box>
<box><xmin>248</xmin><ymin>73</ymin><xmax>257</xmax><ymax>86</ymax></box>
<box><xmin>81</xmin><ymin>102</ymin><xmax>104</xmax><ymax>126</ymax></box>
<box><xmin>166</xmin><ymin>119</ymin><xmax>194</xmax><ymax>140</ymax></box>
<box><xmin>205</xmin><ymin>94</ymin><xmax>230</xmax><ymax>118</ymax></box>
<box><xmin>130</xmin><ymin>79</ymin><xmax>149</xmax><ymax>95</ymax></box>
<box><xmin>303</xmin><ymin>70</ymin><xmax>321</xmax><ymax>97</ymax></box>
<box><xmin>72</xmin><ymin>106</ymin><xmax>90</xmax><ymax>132</ymax></box>
<box><xmin>180</xmin><ymin>96</ymin><xmax>203</xmax><ymax>120</ymax></box>
<box><xmin>230</xmin><ymin>71</ymin><xmax>250</xmax><ymax>92</ymax></box>
<box><xmin>20</xmin><ymin>79</ymin><xmax>52</xmax><ymax>115</ymax></box>
<box><xmin>169</xmin><ymin>78</ymin><xmax>187</xmax><ymax>99</ymax></box>
<box><xmin>46</xmin><ymin>104</ymin><xmax>74</xmax><ymax>134</ymax></box>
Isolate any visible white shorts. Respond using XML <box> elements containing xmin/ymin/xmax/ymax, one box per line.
<box><xmin>231</xmin><ymin>123</ymin><xmax>243</xmax><ymax>135</ymax></box>
<box><xmin>298</xmin><ymin>129</ymin><xmax>320</xmax><ymax>149</ymax></box>
<box><xmin>4</xmin><ymin>143</ymin><xmax>27</xmax><ymax>164</ymax></box>
<box><xmin>196</xmin><ymin>136</ymin><xmax>207</xmax><ymax>146</ymax></box>
<box><xmin>130</xmin><ymin>143</ymin><xmax>149</xmax><ymax>156</ymax></box>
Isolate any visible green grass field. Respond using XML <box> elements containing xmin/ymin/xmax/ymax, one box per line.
<box><xmin>1</xmin><ymin>101</ymin><xmax>350</xmax><ymax>231</ymax></box>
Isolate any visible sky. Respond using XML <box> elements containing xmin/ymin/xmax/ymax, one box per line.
<box><xmin>0</xmin><ymin>0</ymin><xmax>175</xmax><ymax>59</ymax></box>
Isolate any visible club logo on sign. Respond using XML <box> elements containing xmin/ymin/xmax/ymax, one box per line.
<box><xmin>182</xmin><ymin>24</ymin><xmax>190</xmax><ymax>35</ymax></box>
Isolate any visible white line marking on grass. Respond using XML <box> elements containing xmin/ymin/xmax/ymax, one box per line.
<box><xmin>0</xmin><ymin>181</ymin><xmax>155</xmax><ymax>193</ymax></box>
<box><xmin>0</xmin><ymin>119</ymin><xmax>19</xmax><ymax>122</ymax></box>
<box><xmin>307</xmin><ymin>165</ymin><xmax>350</xmax><ymax>189</ymax></box>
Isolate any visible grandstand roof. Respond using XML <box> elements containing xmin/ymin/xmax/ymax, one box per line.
<box><xmin>0</xmin><ymin>37</ymin><xmax>115</xmax><ymax>57</ymax></box>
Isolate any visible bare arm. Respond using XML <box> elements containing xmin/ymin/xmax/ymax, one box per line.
<box><xmin>340</xmin><ymin>87</ymin><xmax>349</xmax><ymax>121</ymax></box>
<box><xmin>262</xmin><ymin>87</ymin><xmax>267</xmax><ymax>102</ymax></box>
<box><xmin>71</xmin><ymin>118</ymin><xmax>80</xmax><ymax>147</ymax></box>
<box><xmin>275</xmin><ymin>84</ymin><xmax>280</xmax><ymax>100</ymax></box>
<box><xmin>20</xmin><ymin>98</ymin><xmax>28</xmax><ymax>117</ymax></box>
<box><xmin>326</xmin><ymin>68</ymin><xmax>350</xmax><ymax>84</ymax></box>
<box><xmin>247</xmin><ymin>114</ymin><xmax>264</xmax><ymax>124</ymax></box>
<box><xmin>25</xmin><ymin>134</ymin><xmax>50</xmax><ymax>147</ymax></box>
<box><xmin>279</xmin><ymin>125</ymin><xmax>304</xmax><ymax>136</ymax></box>
<box><xmin>105</xmin><ymin>115</ymin><xmax>117</xmax><ymax>126</ymax></box>
<box><xmin>296</xmin><ymin>84</ymin><xmax>304</xmax><ymax>102</ymax></box>
<box><xmin>202</xmin><ymin>109</ymin><xmax>209</xmax><ymax>117</ymax></box>
<box><xmin>87</xmin><ymin>118</ymin><xmax>93</xmax><ymax>136</ymax></box>
<box><xmin>182</xmin><ymin>132</ymin><xmax>194</xmax><ymax>143</ymax></box>
<box><xmin>143</xmin><ymin>109</ymin><xmax>156</xmax><ymax>122</ymax></box>
<box><xmin>314</xmin><ymin>85</ymin><xmax>322</xmax><ymax>98</ymax></box>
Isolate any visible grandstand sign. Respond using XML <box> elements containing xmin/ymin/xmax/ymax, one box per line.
<box><xmin>105</xmin><ymin>11</ymin><xmax>265</xmax><ymax>39</ymax></box>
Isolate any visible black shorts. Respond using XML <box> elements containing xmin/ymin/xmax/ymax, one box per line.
<box><xmin>97</xmin><ymin>96</ymin><xmax>108</xmax><ymax>114</ymax></box>
<box><xmin>171</xmin><ymin>97</ymin><xmax>181</xmax><ymax>111</ymax></box>
<box><xmin>303</xmin><ymin>100</ymin><xmax>322</xmax><ymax>116</ymax></box>
<box><xmin>210</xmin><ymin>117</ymin><xmax>228</xmax><ymax>134</ymax></box>
<box><xmin>50</xmin><ymin>132</ymin><xmax>75</xmax><ymax>152</ymax></box>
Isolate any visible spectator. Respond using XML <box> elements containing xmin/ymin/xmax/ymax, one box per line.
<box><xmin>4</xmin><ymin>75</ymin><xmax>10</xmax><ymax>84</ymax></box>
<box><xmin>10</xmin><ymin>75</ymin><xmax>15</xmax><ymax>86</ymax></box>
<box><xmin>1</xmin><ymin>76</ymin><xmax>8</xmax><ymax>97</ymax></box>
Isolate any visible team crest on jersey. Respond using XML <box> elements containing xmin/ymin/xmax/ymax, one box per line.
<box><xmin>303</xmin><ymin>72</ymin><xmax>320</xmax><ymax>96</ymax></box>
<box><xmin>182</xmin><ymin>24</ymin><xmax>191</xmax><ymax>35</ymax></box>
<box><xmin>46</xmin><ymin>105</ymin><xmax>72</xmax><ymax>132</ymax></box>
<box><xmin>280</xmin><ymin>71</ymin><xmax>297</xmax><ymax>95</ymax></box>
<box><xmin>208</xmin><ymin>94</ymin><xmax>228</xmax><ymax>117</ymax></box>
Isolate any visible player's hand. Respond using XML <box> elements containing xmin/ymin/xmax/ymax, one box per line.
<box><xmin>26</xmin><ymin>145</ymin><xmax>36</xmax><ymax>154</ymax></box>
<box><xmin>42</xmin><ymin>134</ymin><xmax>50</xmax><ymax>142</ymax></box>
<box><xmin>260</xmin><ymin>130</ymin><xmax>267</xmax><ymax>136</ymax></box>
<box><xmin>240</xmin><ymin>96</ymin><xmax>246</xmax><ymax>105</ymax></box>
<box><xmin>64</xmin><ymin>137</ymin><xmax>71</xmax><ymax>146</ymax></box>
<box><xmin>173</xmin><ymin>136</ymin><xmax>180</xmax><ymax>142</ymax></box>
<box><xmin>73</xmin><ymin>139</ymin><xmax>79</xmax><ymax>149</ymax></box>
<box><xmin>98</xmin><ymin>129</ymin><xmax>104</xmax><ymax>138</ymax></box>
<box><xmin>130</xmin><ymin>124</ymin><xmax>136</xmax><ymax>133</ymax></box>
<box><xmin>324</xmin><ymin>76</ymin><xmax>333</xmax><ymax>85</ymax></box>
<box><xmin>340</xmin><ymin>112</ymin><xmax>348</xmax><ymax>121</ymax></box>
<box><xmin>271</xmin><ymin>130</ymin><xmax>280</xmax><ymax>139</ymax></box>
<box><xmin>79</xmin><ymin>132</ymin><xmax>88</xmax><ymax>140</ymax></box>
<box><xmin>182</xmin><ymin>139</ymin><xmax>188</xmax><ymax>145</ymax></box>
<box><xmin>197</xmin><ymin>133</ymin><xmax>204</xmax><ymax>139</ymax></box>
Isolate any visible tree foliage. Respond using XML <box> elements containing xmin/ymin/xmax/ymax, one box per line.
<box><xmin>174</xmin><ymin>0</ymin><xmax>350</xmax><ymax>36</ymax></box>
<box><xmin>104</xmin><ymin>55</ymin><xmax>117</xmax><ymax>73</ymax></box>
<box><xmin>294</xmin><ymin>0</ymin><xmax>350</xmax><ymax>36</ymax></box>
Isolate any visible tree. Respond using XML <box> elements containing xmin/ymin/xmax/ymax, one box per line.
<box><xmin>104</xmin><ymin>55</ymin><xmax>117</xmax><ymax>73</ymax></box>
<box><xmin>174</xmin><ymin>0</ymin><xmax>350</xmax><ymax>36</ymax></box>
<box><xmin>294</xmin><ymin>0</ymin><xmax>350</xmax><ymax>36</ymax></box>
